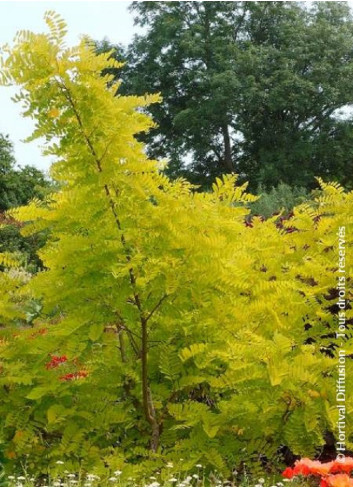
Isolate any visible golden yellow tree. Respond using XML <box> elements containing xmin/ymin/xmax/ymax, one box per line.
<box><xmin>0</xmin><ymin>12</ymin><xmax>352</xmax><ymax>484</ymax></box>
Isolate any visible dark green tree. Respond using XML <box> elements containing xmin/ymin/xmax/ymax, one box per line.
<box><xmin>0</xmin><ymin>133</ymin><xmax>17</xmax><ymax>207</ymax></box>
<box><xmin>0</xmin><ymin>133</ymin><xmax>49</xmax><ymax>211</ymax></box>
<box><xmin>0</xmin><ymin>133</ymin><xmax>50</xmax><ymax>269</ymax></box>
<box><xmin>112</xmin><ymin>1</ymin><xmax>353</xmax><ymax>189</ymax></box>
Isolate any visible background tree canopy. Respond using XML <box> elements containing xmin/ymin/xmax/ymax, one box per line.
<box><xmin>102</xmin><ymin>1</ymin><xmax>353</xmax><ymax>190</ymax></box>
<box><xmin>0</xmin><ymin>133</ymin><xmax>50</xmax><ymax>270</ymax></box>
<box><xmin>0</xmin><ymin>133</ymin><xmax>48</xmax><ymax>212</ymax></box>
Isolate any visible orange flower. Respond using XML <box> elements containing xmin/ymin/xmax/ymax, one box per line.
<box><xmin>293</xmin><ymin>458</ymin><xmax>333</xmax><ymax>477</ymax></box>
<box><xmin>30</xmin><ymin>328</ymin><xmax>48</xmax><ymax>340</ymax></box>
<box><xmin>283</xmin><ymin>457</ymin><xmax>353</xmax><ymax>485</ymax></box>
<box><xmin>324</xmin><ymin>474</ymin><xmax>353</xmax><ymax>487</ymax></box>
<box><xmin>330</xmin><ymin>457</ymin><xmax>353</xmax><ymax>474</ymax></box>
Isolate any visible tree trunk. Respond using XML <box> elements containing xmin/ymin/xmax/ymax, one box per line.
<box><xmin>141</xmin><ymin>317</ymin><xmax>160</xmax><ymax>451</ymax></box>
<box><xmin>222</xmin><ymin>123</ymin><xmax>234</xmax><ymax>173</ymax></box>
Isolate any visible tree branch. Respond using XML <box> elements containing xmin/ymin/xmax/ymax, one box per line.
<box><xmin>145</xmin><ymin>294</ymin><xmax>168</xmax><ymax>323</ymax></box>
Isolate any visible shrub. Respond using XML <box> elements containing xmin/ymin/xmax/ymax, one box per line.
<box><xmin>250</xmin><ymin>183</ymin><xmax>309</xmax><ymax>219</ymax></box>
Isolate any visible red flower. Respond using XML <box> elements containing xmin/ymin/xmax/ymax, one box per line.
<box><xmin>294</xmin><ymin>463</ymin><xmax>311</xmax><ymax>477</ymax></box>
<box><xmin>59</xmin><ymin>373</ymin><xmax>75</xmax><ymax>381</ymax></box>
<box><xmin>59</xmin><ymin>370</ymin><xmax>88</xmax><ymax>382</ymax></box>
<box><xmin>46</xmin><ymin>355</ymin><xmax>67</xmax><ymax>370</ymax></box>
<box><xmin>320</xmin><ymin>479</ymin><xmax>329</xmax><ymax>487</ymax></box>
<box><xmin>330</xmin><ymin>457</ymin><xmax>353</xmax><ymax>474</ymax></box>
<box><xmin>282</xmin><ymin>467</ymin><xmax>294</xmax><ymax>479</ymax></box>
<box><xmin>282</xmin><ymin>458</ymin><xmax>335</xmax><ymax>481</ymax></box>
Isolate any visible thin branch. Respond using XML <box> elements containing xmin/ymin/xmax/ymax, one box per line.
<box><xmin>145</xmin><ymin>294</ymin><xmax>168</xmax><ymax>323</ymax></box>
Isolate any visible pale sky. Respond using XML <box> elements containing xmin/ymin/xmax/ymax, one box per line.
<box><xmin>0</xmin><ymin>1</ymin><xmax>136</xmax><ymax>173</ymax></box>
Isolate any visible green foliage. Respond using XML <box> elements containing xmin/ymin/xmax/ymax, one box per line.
<box><xmin>0</xmin><ymin>134</ymin><xmax>49</xmax><ymax>212</ymax></box>
<box><xmin>0</xmin><ymin>252</ymin><xmax>29</xmax><ymax>327</ymax></box>
<box><xmin>0</xmin><ymin>133</ymin><xmax>15</xmax><ymax>173</ymax></box>
<box><xmin>250</xmin><ymin>183</ymin><xmax>309</xmax><ymax>218</ymax></box>
<box><xmin>0</xmin><ymin>13</ymin><xmax>352</xmax><ymax>485</ymax></box>
<box><xmin>0</xmin><ymin>216</ymin><xmax>47</xmax><ymax>273</ymax></box>
<box><xmin>0</xmin><ymin>133</ymin><xmax>51</xmax><ymax>271</ymax></box>
<box><xmin>114</xmin><ymin>1</ymin><xmax>353</xmax><ymax>189</ymax></box>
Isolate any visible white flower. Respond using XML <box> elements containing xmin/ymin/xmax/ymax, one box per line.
<box><xmin>114</xmin><ymin>470</ymin><xmax>122</xmax><ymax>476</ymax></box>
<box><xmin>183</xmin><ymin>476</ymin><xmax>192</xmax><ymax>482</ymax></box>
<box><xmin>195</xmin><ymin>464</ymin><xmax>203</xmax><ymax>468</ymax></box>
<box><xmin>258</xmin><ymin>478</ymin><xmax>265</xmax><ymax>484</ymax></box>
<box><xmin>53</xmin><ymin>483</ymin><xmax>61</xmax><ymax>487</ymax></box>
<box><xmin>8</xmin><ymin>476</ymin><xmax>15</xmax><ymax>480</ymax></box>
<box><xmin>67</xmin><ymin>474</ymin><xmax>76</xmax><ymax>478</ymax></box>
<box><xmin>150</xmin><ymin>483</ymin><xmax>160</xmax><ymax>487</ymax></box>
<box><xmin>108</xmin><ymin>477</ymin><xmax>117</xmax><ymax>482</ymax></box>
<box><xmin>17</xmin><ymin>477</ymin><xmax>26</xmax><ymax>481</ymax></box>
<box><xmin>56</xmin><ymin>460</ymin><xmax>65</xmax><ymax>465</ymax></box>
<box><xmin>277</xmin><ymin>484</ymin><xmax>284</xmax><ymax>487</ymax></box>
<box><xmin>166</xmin><ymin>462</ymin><xmax>174</xmax><ymax>468</ymax></box>
<box><xmin>169</xmin><ymin>478</ymin><xmax>178</xmax><ymax>482</ymax></box>
<box><xmin>192</xmin><ymin>474</ymin><xmax>199</xmax><ymax>479</ymax></box>
<box><xmin>150</xmin><ymin>477</ymin><xmax>157</xmax><ymax>480</ymax></box>
<box><xmin>86</xmin><ymin>474</ymin><xmax>99</xmax><ymax>481</ymax></box>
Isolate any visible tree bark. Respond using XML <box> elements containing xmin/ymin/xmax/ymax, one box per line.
<box><xmin>141</xmin><ymin>317</ymin><xmax>160</xmax><ymax>451</ymax></box>
<box><xmin>222</xmin><ymin>123</ymin><xmax>234</xmax><ymax>173</ymax></box>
